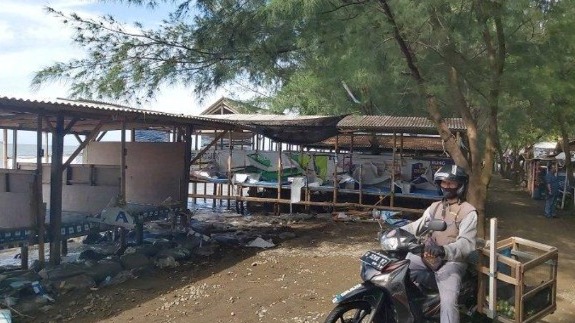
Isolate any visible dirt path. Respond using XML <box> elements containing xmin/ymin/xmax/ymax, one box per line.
<box><xmin>20</xmin><ymin>175</ymin><xmax>575</xmax><ymax>322</ymax></box>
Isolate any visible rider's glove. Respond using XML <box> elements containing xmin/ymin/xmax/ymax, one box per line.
<box><xmin>425</xmin><ymin>244</ymin><xmax>445</xmax><ymax>258</ymax></box>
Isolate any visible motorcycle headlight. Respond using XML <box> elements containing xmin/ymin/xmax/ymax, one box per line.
<box><xmin>380</xmin><ymin>236</ymin><xmax>399</xmax><ymax>251</ymax></box>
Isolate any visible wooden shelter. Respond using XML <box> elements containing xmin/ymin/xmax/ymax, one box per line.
<box><xmin>187</xmin><ymin>113</ymin><xmax>468</xmax><ymax>215</ymax></box>
<box><xmin>0</xmin><ymin>96</ymin><xmax>238</xmax><ymax>266</ymax></box>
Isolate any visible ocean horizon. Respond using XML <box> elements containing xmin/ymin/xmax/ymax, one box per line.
<box><xmin>0</xmin><ymin>143</ymin><xmax>79</xmax><ymax>159</ymax></box>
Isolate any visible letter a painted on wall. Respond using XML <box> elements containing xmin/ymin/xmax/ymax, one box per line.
<box><xmin>92</xmin><ymin>206</ymin><xmax>136</xmax><ymax>229</ymax></box>
<box><xmin>116</xmin><ymin>211</ymin><xmax>128</xmax><ymax>223</ymax></box>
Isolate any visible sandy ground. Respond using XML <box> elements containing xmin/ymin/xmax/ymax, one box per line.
<box><xmin>16</xmin><ymin>175</ymin><xmax>575</xmax><ymax>322</ymax></box>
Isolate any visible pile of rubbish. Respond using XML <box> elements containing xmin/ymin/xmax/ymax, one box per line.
<box><xmin>0</xmin><ymin>212</ymin><xmax>298</xmax><ymax>319</ymax></box>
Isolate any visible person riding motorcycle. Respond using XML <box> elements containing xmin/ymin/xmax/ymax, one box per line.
<box><xmin>400</xmin><ymin>165</ymin><xmax>478</xmax><ymax>323</ymax></box>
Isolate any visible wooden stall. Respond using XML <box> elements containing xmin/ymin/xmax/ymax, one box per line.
<box><xmin>477</xmin><ymin>237</ymin><xmax>558</xmax><ymax>322</ymax></box>
<box><xmin>187</xmin><ymin>114</ymin><xmax>467</xmax><ymax>216</ymax></box>
<box><xmin>0</xmin><ymin>96</ymin><xmax>237</xmax><ymax>265</ymax></box>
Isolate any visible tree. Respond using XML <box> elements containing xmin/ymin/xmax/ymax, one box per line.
<box><xmin>33</xmin><ymin>0</ymin><xmax>572</xmax><ymax>237</ymax></box>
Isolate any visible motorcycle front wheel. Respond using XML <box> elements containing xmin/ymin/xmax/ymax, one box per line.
<box><xmin>324</xmin><ymin>301</ymin><xmax>372</xmax><ymax>323</ymax></box>
<box><xmin>325</xmin><ymin>301</ymin><xmax>396</xmax><ymax>323</ymax></box>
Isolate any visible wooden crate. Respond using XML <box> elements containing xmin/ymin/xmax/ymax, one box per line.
<box><xmin>477</xmin><ymin>237</ymin><xmax>558</xmax><ymax>322</ymax></box>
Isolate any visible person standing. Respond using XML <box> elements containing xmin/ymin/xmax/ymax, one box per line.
<box><xmin>544</xmin><ymin>163</ymin><xmax>560</xmax><ymax>218</ymax></box>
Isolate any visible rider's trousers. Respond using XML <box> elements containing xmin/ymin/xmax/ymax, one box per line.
<box><xmin>406</xmin><ymin>253</ymin><xmax>467</xmax><ymax>323</ymax></box>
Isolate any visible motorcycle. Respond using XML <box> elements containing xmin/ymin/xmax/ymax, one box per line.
<box><xmin>325</xmin><ymin>220</ymin><xmax>479</xmax><ymax>323</ymax></box>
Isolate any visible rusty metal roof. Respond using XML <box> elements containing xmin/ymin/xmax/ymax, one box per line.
<box><xmin>0</xmin><ymin>96</ymin><xmax>466</xmax><ymax>142</ymax></box>
<box><xmin>199</xmin><ymin>113</ymin><xmax>330</xmax><ymax>125</ymax></box>
<box><xmin>310</xmin><ymin>134</ymin><xmax>448</xmax><ymax>152</ymax></box>
<box><xmin>0</xmin><ymin>96</ymin><xmax>240</xmax><ymax>135</ymax></box>
<box><xmin>337</xmin><ymin>115</ymin><xmax>465</xmax><ymax>133</ymax></box>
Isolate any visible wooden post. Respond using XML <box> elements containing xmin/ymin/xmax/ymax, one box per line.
<box><xmin>183</xmin><ymin>125</ymin><xmax>193</xmax><ymax>210</ymax></box>
<box><xmin>36</xmin><ymin>114</ymin><xmax>45</xmax><ymax>267</ymax></box>
<box><xmin>277</xmin><ymin>143</ymin><xmax>283</xmax><ymax>215</ymax></box>
<box><xmin>227</xmin><ymin>131</ymin><xmax>232</xmax><ymax>209</ymax></box>
<box><xmin>390</xmin><ymin>132</ymin><xmax>397</xmax><ymax>208</ymax></box>
<box><xmin>11</xmin><ymin>130</ymin><xmax>17</xmax><ymax>169</ymax></box>
<box><xmin>350</xmin><ymin>133</ymin><xmax>354</xmax><ymax>174</ymax></box>
<box><xmin>120</xmin><ymin>120</ymin><xmax>127</xmax><ymax>203</ymax></box>
<box><xmin>193</xmin><ymin>133</ymin><xmax>198</xmax><ymax>205</ymax></box>
<box><xmin>2</xmin><ymin>129</ymin><xmax>7</xmax><ymax>168</ymax></box>
<box><xmin>332</xmin><ymin>135</ymin><xmax>339</xmax><ymax>206</ymax></box>
<box><xmin>49</xmin><ymin>114</ymin><xmax>65</xmax><ymax>265</ymax></box>
<box><xmin>359</xmin><ymin>164</ymin><xmax>363</xmax><ymax>206</ymax></box>
<box><xmin>44</xmin><ymin>133</ymin><xmax>49</xmax><ymax>163</ymax></box>
<box><xmin>303</xmin><ymin>146</ymin><xmax>310</xmax><ymax>213</ymax></box>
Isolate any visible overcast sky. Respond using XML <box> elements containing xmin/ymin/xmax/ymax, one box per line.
<box><xmin>0</xmin><ymin>0</ymin><xmax>229</xmax><ymax>117</ymax></box>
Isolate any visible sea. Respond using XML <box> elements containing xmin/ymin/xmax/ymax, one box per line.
<box><xmin>0</xmin><ymin>143</ymin><xmax>79</xmax><ymax>161</ymax></box>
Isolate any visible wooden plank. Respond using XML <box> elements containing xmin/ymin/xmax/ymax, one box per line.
<box><xmin>478</xmin><ymin>267</ymin><xmax>518</xmax><ymax>285</ymax></box>
<box><xmin>479</xmin><ymin>249</ymin><xmax>521</xmax><ymax>267</ymax></box>
<box><xmin>190</xmin><ymin>131</ymin><xmax>228</xmax><ymax>165</ymax></box>
<box><xmin>62</xmin><ymin>121</ymin><xmax>103</xmax><ymax>169</ymax></box>
<box><xmin>510</xmin><ymin>236</ymin><xmax>557</xmax><ymax>252</ymax></box>
<box><xmin>515</xmin><ymin>263</ymin><xmax>524</xmax><ymax>322</ymax></box>
<box><xmin>523</xmin><ymin>250</ymin><xmax>558</xmax><ymax>271</ymax></box>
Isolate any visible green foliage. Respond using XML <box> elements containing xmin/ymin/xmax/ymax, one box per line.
<box><xmin>32</xmin><ymin>0</ymin><xmax>575</xmax><ymax>150</ymax></box>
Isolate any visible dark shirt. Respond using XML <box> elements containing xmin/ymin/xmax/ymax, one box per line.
<box><xmin>545</xmin><ymin>171</ymin><xmax>560</xmax><ymax>196</ymax></box>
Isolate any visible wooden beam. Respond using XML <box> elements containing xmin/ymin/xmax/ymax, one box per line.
<box><xmin>190</xmin><ymin>131</ymin><xmax>228</xmax><ymax>165</ymax></box>
<box><xmin>62</xmin><ymin>121</ymin><xmax>103</xmax><ymax>170</ymax></box>
<box><xmin>43</xmin><ymin>117</ymin><xmax>55</xmax><ymax>133</ymax></box>
<box><xmin>64</xmin><ymin>117</ymin><xmax>79</xmax><ymax>134</ymax></box>
<box><xmin>96</xmin><ymin>131</ymin><xmax>107</xmax><ymax>142</ymax></box>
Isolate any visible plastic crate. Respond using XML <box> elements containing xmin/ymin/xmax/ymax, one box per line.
<box><xmin>477</xmin><ymin>237</ymin><xmax>558</xmax><ymax>322</ymax></box>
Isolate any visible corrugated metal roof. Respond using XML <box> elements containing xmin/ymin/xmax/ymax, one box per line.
<box><xmin>313</xmin><ymin>134</ymin><xmax>447</xmax><ymax>152</ymax></box>
<box><xmin>201</xmin><ymin>114</ymin><xmax>326</xmax><ymax>121</ymax></box>
<box><xmin>0</xmin><ymin>96</ymin><xmax>241</xmax><ymax>134</ymax></box>
<box><xmin>338</xmin><ymin>115</ymin><xmax>465</xmax><ymax>133</ymax></box>
<box><xmin>0</xmin><ymin>96</ymin><xmax>467</xmax><ymax>141</ymax></box>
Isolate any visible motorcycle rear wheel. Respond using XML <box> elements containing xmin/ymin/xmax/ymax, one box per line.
<box><xmin>324</xmin><ymin>301</ymin><xmax>394</xmax><ymax>323</ymax></box>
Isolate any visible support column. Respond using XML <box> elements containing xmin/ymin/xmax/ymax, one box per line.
<box><xmin>120</xmin><ymin>120</ymin><xmax>127</xmax><ymax>203</ymax></box>
<box><xmin>2</xmin><ymin>130</ymin><xmax>7</xmax><ymax>168</ymax></box>
<box><xmin>182</xmin><ymin>125</ymin><xmax>193</xmax><ymax>210</ymax></box>
<box><xmin>36</xmin><ymin>115</ymin><xmax>45</xmax><ymax>267</ymax></box>
<box><xmin>49</xmin><ymin>114</ymin><xmax>64</xmax><ymax>265</ymax></box>
<box><xmin>391</xmin><ymin>132</ymin><xmax>397</xmax><ymax>208</ymax></box>
<box><xmin>11</xmin><ymin>130</ymin><xmax>17</xmax><ymax>169</ymax></box>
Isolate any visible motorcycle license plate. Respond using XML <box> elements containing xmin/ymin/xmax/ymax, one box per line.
<box><xmin>360</xmin><ymin>251</ymin><xmax>391</xmax><ymax>271</ymax></box>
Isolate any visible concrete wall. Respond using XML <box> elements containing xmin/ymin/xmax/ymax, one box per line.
<box><xmin>85</xmin><ymin>142</ymin><xmax>185</xmax><ymax>204</ymax></box>
<box><xmin>0</xmin><ymin>170</ymin><xmax>38</xmax><ymax>228</ymax></box>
